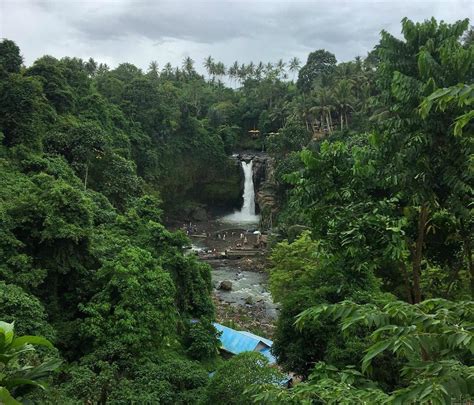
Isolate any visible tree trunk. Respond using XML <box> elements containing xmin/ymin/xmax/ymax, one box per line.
<box><xmin>326</xmin><ymin>113</ymin><xmax>332</xmax><ymax>134</ymax></box>
<box><xmin>340</xmin><ymin>110</ymin><xmax>344</xmax><ymax>131</ymax></box>
<box><xmin>84</xmin><ymin>163</ymin><xmax>89</xmax><ymax>191</ymax></box>
<box><xmin>412</xmin><ymin>203</ymin><xmax>429</xmax><ymax>304</ymax></box>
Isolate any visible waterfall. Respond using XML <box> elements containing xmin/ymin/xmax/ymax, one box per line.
<box><xmin>241</xmin><ymin>160</ymin><xmax>256</xmax><ymax>216</ymax></box>
<box><xmin>222</xmin><ymin>159</ymin><xmax>260</xmax><ymax>224</ymax></box>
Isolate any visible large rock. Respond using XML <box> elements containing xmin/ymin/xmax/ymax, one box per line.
<box><xmin>218</xmin><ymin>280</ymin><xmax>233</xmax><ymax>291</ymax></box>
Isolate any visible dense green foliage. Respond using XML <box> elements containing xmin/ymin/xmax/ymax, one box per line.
<box><xmin>0</xmin><ymin>38</ymin><xmax>223</xmax><ymax>402</ymax></box>
<box><xmin>263</xmin><ymin>17</ymin><xmax>473</xmax><ymax>404</ymax></box>
<box><xmin>206</xmin><ymin>352</ymin><xmax>284</xmax><ymax>405</ymax></box>
<box><xmin>0</xmin><ymin>15</ymin><xmax>472</xmax><ymax>404</ymax></box>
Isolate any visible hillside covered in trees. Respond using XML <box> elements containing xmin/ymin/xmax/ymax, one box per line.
<box><xmin>0</xmin><ymin>16</ymin><xmax>473</xmax><ymax>404</ymax></box>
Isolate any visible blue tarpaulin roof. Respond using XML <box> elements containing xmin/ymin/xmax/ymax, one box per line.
<box><xmin>239</xmin><ymin>331</ymin><xmax>273</xmax><ymax>347</ymax></box>
<box><xmin>259</xmin><ymin>347</ymin><xmax>277</xmax><ymax>364</ymax></box>
<box><xmin>213</xmin><ymin>323</ymin><xmax>276</xmax><ymax>364</ymax></box>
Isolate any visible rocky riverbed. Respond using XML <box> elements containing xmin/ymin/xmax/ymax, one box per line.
<box><xmin>169</xmin><ymin>216</ymin><xmax>278</xmax><ymax>337</ymax></box>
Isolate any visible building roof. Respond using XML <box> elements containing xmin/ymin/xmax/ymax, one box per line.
<box><xmin>259</xmin><ymin>347</ymin><xmax>277</xmax><ymax>364</ymax></box>
<box><xmin>213</xmin><ymin>323</ymin><xmax>276</xmax><ymax>364</ymax></box>
<box><xmin>239</xmin><ymin>331</ymin><xmax>273</xmax><ymax>347</ymax></box>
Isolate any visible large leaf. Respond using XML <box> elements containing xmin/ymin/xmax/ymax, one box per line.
<box><xmin>0</xmin><ymin>387</ymin><xmax>21</xmax><ymax>405</ymax></box>
<box><xmin>10</xmin><ymin>336</ymin><xmax>53</xmax><ymax>350</ymax></box>
<box><xmin>0</xmin><ymin>322</ymin><xmax>15</xmax><ymax>347</ymax></box>
<box><xmin>361</xmin><ymin>340</ymin><xmax>391</xmax><ymax>373</ymax></box>
<box><xmin>22</xmin><ymin>358</ymin><xmax>62</xmax><ymax>380</ymax></box>
<box><xmin>4</xmin><ymin>378</ymin><xmax>46</xmax><ymax>391</ymax></box>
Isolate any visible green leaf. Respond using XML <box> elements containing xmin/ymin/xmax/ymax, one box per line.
<box><xmin>0</xmin><ymin>322</ymin><xmax>15</xmax><ymax>347</ymax></box>
<box><xmin>10</xmin><ymin>336</ymin><xmax>53</xmax><ymax>350</ymax></box>
<box><xmin>362</xmin><ymin>340</ymin><xmax>391</xmax><ymax>373</ymax></box>
<box><xmin>4</xmin><ymin>378</ymin><xmax>46</xmax><ymax>391</ymax></box>
<box><xmin>0</xmin><ymin>387</ymin><xmax>21</xmax><ymax>405</ymax></box>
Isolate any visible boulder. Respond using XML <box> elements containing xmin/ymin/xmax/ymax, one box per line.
<box><xmin>218</xmin><ymin>280</ymin><xmax>233</xmax><ymax>291</ymax></box>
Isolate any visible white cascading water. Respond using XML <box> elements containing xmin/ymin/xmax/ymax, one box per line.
<box><xmin>222</xmin><ymin>160</ymin><xmax>260</xmax><ymax>224</ymax></box>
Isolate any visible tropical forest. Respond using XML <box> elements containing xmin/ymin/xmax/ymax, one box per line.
<box><xmin>0</xmin><ymin>9</ymin><xmax>473</xmax><ymax>405</ymax></box>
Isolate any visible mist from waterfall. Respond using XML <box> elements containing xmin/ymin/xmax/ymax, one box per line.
<box><xmin>221</xmin><ymin>160</ymin><xmax>260</xmax><ymax>224</ymax></box>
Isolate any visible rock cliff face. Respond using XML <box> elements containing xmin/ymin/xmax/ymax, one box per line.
<box><xmin>191</xmin><ymin>157</ymin><xmax>244</xmax><ymax>210</ymax></box>
<box><xmin>237</xmin><ymin>152</ymin><xmax>279</xmax><ymax>229</ymax></box>
<box><xmin>253</xmin><ymin>155</ymin><xmax>279</xmax><ymax>229</ymax></box>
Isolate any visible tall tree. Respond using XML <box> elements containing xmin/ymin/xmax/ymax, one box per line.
<box><xmin>375</xmin><ymin>17</ymin><xmax>473</xmax><ymax>302</ymax></box>
<box><xmin>203</xmin><ymin>55</ymin><xmax>214</xmax><ymax>80</ymax></box>
<box><xmin>297</xmin><ymin>49</ymin><xmax>337</xmax><ymax>92</ymax></box>
<box><xmin>0</xmin><ymin>39</ymin><xmax>23</xmax><ymax>74</ymax></box>
<box><xmin>182</xmin><ymin>56</ymin><xmax>195</xmax><ymax>76</ymax></box>
<box><xmin>288</xmin><ymin>56</ymin><xmax>301</xmax><ymax>81</ymax></box>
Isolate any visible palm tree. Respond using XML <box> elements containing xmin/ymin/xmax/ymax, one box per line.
<box><xmin>229</xmin><ymin>61</ymin><xmax>239</xmax><ymax>86</ymax></box>
<box><xmin>332</xmin><ymin>79</ymin><xmax>355</xmax><ymax>130</ymax></box>
<box><xmin>147</xmin><ymin>60</ymin><xmax>159</xmax><ymax>79</ymax></box>
<box><xmin>276</xmin><ymin>59</ymin><xmax>286</xmax><ymax>79</ymax></box>
<box><xmin>228</xmin><ymin>64</ymin><xmax>236</xmax><ymax>85</ymax></box>
<box><xmin>204</xmin><ymin>55</ymin><xmax>214</xmax><ymax>80</ymax></box>
<box><xmin>255</xmin><ymin>61</ymin><xmax>264</xmax><ymax>80</ymax></box>
<box><xmin>182</xmin><ymin>56</ymin><xmax>195</xmax><ymax>76</ymax></box>
<box><xmin>97</xmin><ymin>63</ymin><xmax>109</xmax><ymax>75</ymax></box>
<box><xmin>312</xmin><ymin>87</ymin><xmax>335</xmax><ymax>134</ymax></box>
<box><xmin>238</xmin><ymin>63</ymin><xmax>247</xmax><ymax>83</ymax></box>
<box><xmin>265</xmin><ymin>62</ymin><xmax>273</xmax><ymax>76</ymax></box>
<box><xmin>288</xmin><ymin>57</ymin><xmax>301</xmax><ymax>81</ymax></box>
<box><xmin>162</xmin><ymin>62</ymin><xmax>173</xmax><ymax>78</ymax></box>
<box><xmin>247</xmin><ymin>61</ymin><xmax>255</xmax><ymax>79</ymax></box>
<box><xmin>215</xmin><ymin>61</ymin><xmax>226</xmax><ymax>82</ymax></box>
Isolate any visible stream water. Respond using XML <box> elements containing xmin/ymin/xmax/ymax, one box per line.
<box><xmin>190</xmin><ymin>236</ymin><xmax>277</xmax><ymax>321</ymax></box>
<box><xmin>211</xmin><ymin>264</ymin><xmax>278</xmax><ymax>319</ymax></box>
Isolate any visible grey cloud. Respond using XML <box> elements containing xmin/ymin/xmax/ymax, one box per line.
<box><xmin>66</xmin><ymin>1</ymin><xmax>264</xmax><ymax>43</ymax></box>
<box><xmin>1</xmin><ymin>0</ymin><xmax>471</xmax><ymax>70</ymax></box>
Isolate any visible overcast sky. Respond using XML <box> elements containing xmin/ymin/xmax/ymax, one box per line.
<box><xmin>1</xmin><ymin>0</ymin><xmax>472</xmax><ymax>73</ymax></box>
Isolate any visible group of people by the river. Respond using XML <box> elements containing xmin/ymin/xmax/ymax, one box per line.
<box><xmin>181</xmin><ymin>221</ymin><xmax>266</xmax><ymax>256</ymax></box>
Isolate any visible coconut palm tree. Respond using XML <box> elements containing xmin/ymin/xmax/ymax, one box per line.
<box><xmin>215</xmin><ymin>61</ymin><xmax>226</xmax><ymax>83</ymax></box>
<box><xmin>312</xmin><ymin>87</ymin><xmax>335</xmax><ymax>134</ymax></box>
<box><xmin>255</xmin><ymin>61</ymin><xmax>264</xmax><ymax>80</ymax></box>
<box><xmin>161</xmin><ymin>62</ymin><xmax>173</xmax><ymax>79</ymax></box>
<box><xmin>182</xmin><ymin>56</ymin><xmax>195</xmax><ymax>76</ymax></box>
<box><xmin>276</xmin><ymin>59</ymin><xmax>286</xmax><ymax>79</ymax></box>
<box><xmin>229</xmin><ymin>61</ymin><xmax>239</xmax><ymax>86</ymax></box>
<box><xmin>265</xmin><ymin>62</ymin><xmax>274</xmax><ymax>77</ymax></box>
<box><xmin>228</xmin><ymin>64</ymin><xmax>236</xmax><ymax>85</ymax></box>
<box><xmin>288</xmin><ymin>57</ymin><xmax>301</xmax><ymax>81</ymax></box>
<box><xmin>204</xmin><ymin>55</ymin><xmax>214</xmax><ymax>80</ymax></box>
<box><xmin>147</xmin><ymin>60</ymin><xmax>159</xmax><ymax>79</ymax></box>
<box><xmin>332</xmin><ymin>79</ymin><xmax>355</xmax><ymax>130</ymax></box>
<box><xmin>238</xmin><ymin>63</ymin><xmax>247</xmax><ymax>83</ymax></box>
<box><xmin>247</xmin><ymin>61</ymin><xmax>255</xmax><ymax>79</ymax></box>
